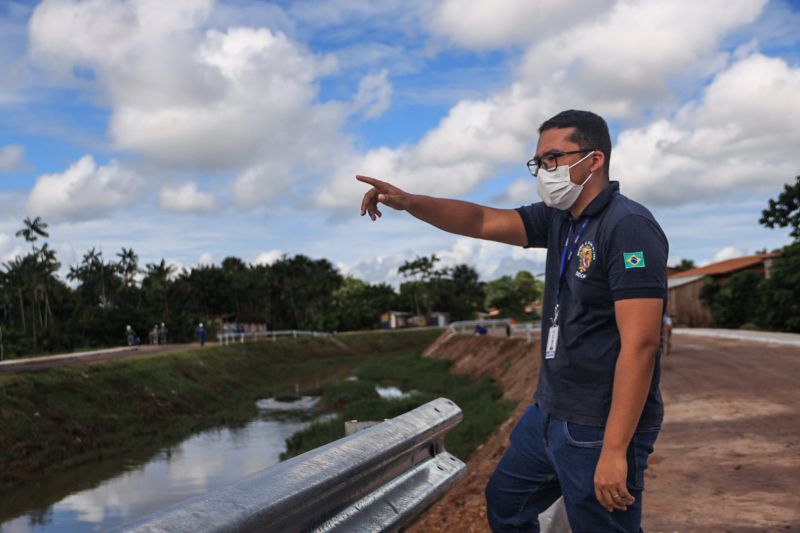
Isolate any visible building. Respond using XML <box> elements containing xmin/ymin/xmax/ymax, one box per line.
<box><xmin>667</xmin><ymin>253</ymin><xmax>778</xmax><ymax>327</ymax></box>
<box><xmin>380</xmin><ymin>311</ymin><xmax>412</xmax><ymax>329</ymax></box>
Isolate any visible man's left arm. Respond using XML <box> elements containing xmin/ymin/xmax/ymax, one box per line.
<box><xmin>596</xmin><ymin>213</ymin><xmax>668</xmax><ymax>512</ymax></box>
<box><xmin>594</xmin><ymin>297</ymin><xmax>662</xmax><ymax>512</ymax></box>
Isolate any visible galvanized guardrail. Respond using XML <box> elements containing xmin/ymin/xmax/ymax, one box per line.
<box><xmin>217</xmin><ymin>329</ymin><xmax>330</xmax><ymax>345</ymax></box>
<box><xmin>114</xmin><ymin>397</ymin><xmax>467</xmax><ymax>532</ymax></box>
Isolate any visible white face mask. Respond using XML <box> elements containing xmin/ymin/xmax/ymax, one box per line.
<box><xmin>535</xmin><ymin>151</ymin><xmax>595</xmax><ymax>210</ymax></box>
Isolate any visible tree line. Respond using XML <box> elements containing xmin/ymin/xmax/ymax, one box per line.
<box><xmin>0</xmin><ymin>218</ymin><xmax>542</xmax><ymax>358</ymax></box>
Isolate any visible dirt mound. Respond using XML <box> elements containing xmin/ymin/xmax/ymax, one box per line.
<box><xmin>408</xmin><ymin>332</ymin><xmax>541</xmax><ymax>533</ymax></box>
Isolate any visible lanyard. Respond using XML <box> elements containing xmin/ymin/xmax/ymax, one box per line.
<box><xmin>553</xmin><ymin>217</ymin><xmax>591</xmax><ymax>325</ymax></box>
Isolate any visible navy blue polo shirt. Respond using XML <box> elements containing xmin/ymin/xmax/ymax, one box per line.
<box><xmin>516</xmin><ymin>181</ymin><xmax>667</xmax><ymax>429</ymax></box>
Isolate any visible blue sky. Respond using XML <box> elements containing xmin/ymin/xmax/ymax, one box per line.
<box><xmin>1</xmin><ymin>0</ymin><xmax>799</xmax><ymax>285</ymax></box>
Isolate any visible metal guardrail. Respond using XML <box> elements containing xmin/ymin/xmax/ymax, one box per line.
<box><xmin>114</xmin><ymin>397</ymin><xmax>467</xmax><ymax>532</ymax></box>
<box><xmin>217</xmin><ymin>329</ymin><xmax>330</xmax><ymax>345</ymax></box>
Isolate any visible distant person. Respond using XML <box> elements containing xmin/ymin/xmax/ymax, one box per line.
<box><xmin>159</xmin><ymin>322</ymin><xmax>168</xmax><ymax>344</ymax></box>
<box><xmin>149</xmin><ymin>324</ymin><xmax>159</xmax><ymax>345</ymax></box>
<box><xmin>474</xmin><ymin>324</ymin><xmax>488</xmax><ymax>336</ymax></box>
<box><xmin>197</xmin><ymin>322</ymin><xmax>207</xmax><ymax>347</ymax></box>
<box><xmin>125</xmin><ymin>325</ymin><xmax>137</xmax><ymax>346</ymax></box>
<box><xmin>661</xmin><ymin>313</ymin><xmax>673</xmax><ymax>356</ymax></box>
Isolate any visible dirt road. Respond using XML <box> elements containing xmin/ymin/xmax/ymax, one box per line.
<box><xmin>0</xmin><ymin>344</ymin><xmax>189</xmax><ymax>373</ymax></box>
<box><xmin>410</xmin><ymin>332</ymin><xmax>800</xmax><ymax>532</ymax></box>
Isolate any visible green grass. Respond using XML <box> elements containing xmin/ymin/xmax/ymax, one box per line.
<box><xmin>283</xmin><ymin>352</ymin><xmax>516</xmax><ymax>461</ymax></box>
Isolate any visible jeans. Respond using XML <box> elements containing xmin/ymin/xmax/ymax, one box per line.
<box><xmin>485</xmin><ymin>403</ymin><xmax>659</xmax><ymax>532</ymax></box>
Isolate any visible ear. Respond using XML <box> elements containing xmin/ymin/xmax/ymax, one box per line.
<box><xmin>589</xmin><ymin>151</ymin><xmax>605</xmax><ymax>174</ymax></box>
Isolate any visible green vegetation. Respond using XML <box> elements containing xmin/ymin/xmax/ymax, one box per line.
<box><xmin>701</xmin><ymin>176</ymin><xmax>800</xmax><ymax>332</ymax></box>
<box><xmin>484</xmin><ymin>271</ymin><xmax>542</xmax><ymax>319</ymax></box>
<box><xmin>0</xmin><ymin>329</ymin><xmax>442</xmax><ymax>492</ymax></box>
<box><xmin>284</xmin><ymin>351</ymin><xmax>516</xmax><ymax>461</ymax></box>
<box><xmin>0</xmin><ymin>217</ymin><xmax>540</xmax><ymax>358</ymax></box>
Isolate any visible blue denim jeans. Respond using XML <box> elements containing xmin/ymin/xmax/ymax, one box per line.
<box><xmin>485</xmin><ymin>403</ymin><xmax>659</xmax><ymax>532</ymax></box>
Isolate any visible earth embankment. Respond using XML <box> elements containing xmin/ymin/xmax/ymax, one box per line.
<box><xmin>410</xmin><ymin>332</ymin><xmax>541</xmax><ymax>533</ymax></box>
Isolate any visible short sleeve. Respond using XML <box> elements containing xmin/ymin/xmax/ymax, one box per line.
<box><xmin>605</xmin><ymin>214</ymin><xmax>668</xmax><ymax>301</ymax></box>
<box><xmin>515</xmin><ymin>202</ymin><xmax>553</xmax><ymax>248</ymax></box>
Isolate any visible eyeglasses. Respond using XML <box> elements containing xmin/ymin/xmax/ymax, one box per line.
<box><xmin>526</xmin><ymin>149</ymin><xmax>594</xmax><ymax>177</ymax></box>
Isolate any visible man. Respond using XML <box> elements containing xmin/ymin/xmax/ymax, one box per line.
<box><xmin>197</xmin><ymin>322</ymin><xmax>207</xmax><ymax>347</ymax></box>
<box><xmin>160</xmin><ymin>322</ymin><xmax>169</xmax><ymax>344</ymax></box>
<box><xmin>661</xmin><ymin>313</ymin><xmax>672</xmax><ymax>356</ymax></box>
<box><xmin>358</xmin><ymin>110</ymin><xmax>667</xmax><ymax>532</ymax></box>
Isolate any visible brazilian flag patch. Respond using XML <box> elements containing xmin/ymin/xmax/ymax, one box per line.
<box><xmin>624</xmin><ymin>251</ymin><xmax>646</xmax><ymax>269</ymax></box>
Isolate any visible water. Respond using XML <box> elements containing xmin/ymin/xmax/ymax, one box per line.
<box><xmin>375</xmin><ymin>385</ymin><xmax>414</xmax><ymax>399</ymax></box>
<box><xmin>0</xmin><ymin>397</ymin><xmax>323</xmax><ymax>532</ymax></box>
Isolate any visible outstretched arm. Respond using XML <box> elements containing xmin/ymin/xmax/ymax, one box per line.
<box><xmin>357</xmin><ymin>175</ymin><xmax>528</xmax><ymax>246</ymax></box>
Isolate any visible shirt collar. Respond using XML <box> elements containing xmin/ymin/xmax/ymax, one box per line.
<box><xmin>563</xmin><ymin>181</ymin><xmax>620</xmax><ymax>220</ymax></box>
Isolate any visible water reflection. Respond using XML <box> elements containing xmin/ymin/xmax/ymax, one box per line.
<box><xmin>375</xmin><ymin>385</ymin><xmax>414</xmax><ymax>399</ymax></box>
<box><xmin>0</xmin><ymin>397</ymin><xmax>321</xmax><ymax>533</ymax></box>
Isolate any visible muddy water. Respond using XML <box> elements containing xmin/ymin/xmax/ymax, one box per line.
<box><xmin>0</xmin><ymin>397</ymin><xmax>324</xmax><ymax>533</ymax></box>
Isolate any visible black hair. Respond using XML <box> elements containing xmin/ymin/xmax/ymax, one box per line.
<box><xmin>538</xmin><ymin>110</ymin><xmax>611</xmax><ymax>174</ymax></box>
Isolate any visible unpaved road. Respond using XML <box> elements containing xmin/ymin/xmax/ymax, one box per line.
<box><xmin>410</xmin><ymin>332</ymin><xmax>800</xmax><ymax>532</ymax></box>
<box><xmin>0</xmin><ymin>344</ymin><xmax>190</xmax><ymax>373</ymax></box>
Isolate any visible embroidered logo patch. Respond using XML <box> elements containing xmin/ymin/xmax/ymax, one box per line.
<box><xmin>623</xmin><ymin>251</ymin><xmax>646</xmax><ymax>269</ymax></box>
<box><xmin>577</xmin><ymin>242</ymin><xmax>595</xmax><ymax>274</ymax></box>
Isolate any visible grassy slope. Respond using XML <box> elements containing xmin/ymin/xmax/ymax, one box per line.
<box><xmin>0</xmin><ymin>328</ymin><xmax>513</xmax><ymax>496</ymax></box>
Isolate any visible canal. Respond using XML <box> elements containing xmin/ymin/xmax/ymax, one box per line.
<box><xmin>0</xmin><ymin>396</ymin><xmax>325</xmax><ymax>532</ymax></box>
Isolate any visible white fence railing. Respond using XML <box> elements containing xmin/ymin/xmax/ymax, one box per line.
<box><xmin>448</xmin><ymin>319</ymin><xmax>540</xmax><ymax>343</ymax></box>
<box><xmin>216</xmin><ymin>330</ymin><xmax>330</xmax><ymax>346</ymax></box>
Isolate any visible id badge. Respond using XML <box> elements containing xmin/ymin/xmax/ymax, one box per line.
<box><xmin>545</xmin><ymin>325</ymin><xmax>559</xmax><ymax>359</ymax></box>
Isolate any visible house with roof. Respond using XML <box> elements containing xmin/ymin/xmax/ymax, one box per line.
<box><xmin>667</xmin><ymin>253</ymin><xmax>778</xmax><ymax>327</ymax></box>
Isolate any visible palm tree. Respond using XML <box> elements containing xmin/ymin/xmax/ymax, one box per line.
<box><xmin>37</xmin><ymin>243</ymin><xmax>60</xmax><ymax>329</ymax></box>
<box><xmin>3</xmin><ymin>256</ymin><xmax>27</xmax><ymax>332</ymax></box>
<box><xmin>15</xmin><ymin>216</ymin><xmax>49</xmax><ymax>250</ymax></box>
<box><xmin>116</xmin><ymin>248</ymin><xmax>140</xmax><ymax>288</ymax></box>
<box><xmin>144</xmin><ymin>260</ymin><xmax>176</xmax><ymax>320</ymax></box>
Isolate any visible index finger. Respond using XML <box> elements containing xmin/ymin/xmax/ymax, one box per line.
<box><xmin>356</xmin><ymin>175</ymin><xmax>384</xmax><ymax>188</ymax></box>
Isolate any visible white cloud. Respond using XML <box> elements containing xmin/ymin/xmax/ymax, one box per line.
<box><xmin>0</xmin><ymin>145</ymin><xmax>26</xmax><ymax>172</ymax></box>
<box><xmin>341</xmin><ymin>236</ymin><xmax>547</xmax><ymax>287</ymax></box>
<box><xmin>431</xmin><ymin>0</ymin><xmax>611</xmax><ymax>50</ymax></box>
<box><xmin>353</xmin><ymin>69</ymin><xmax>392</xmax><ymax>119</ymax></box>
<box><xmin>436</xmin><ymin>237</ymin><xmax>547</xmax><ymax>280</ymax></box>
<box><xmin>317</xmin><ymin>88</ymin><xmax>539</xmax><ymax>209</ymax></box>
<box><xmin>517</xmin><ymin>0</ymin><xmax>766</xmax><ymax>113</ymax></box>
<box><xmin>254</xmin><ymin>249</ymin><xmax>284</xmax><ymax>265</ymax></box>
<box><xmin>494</xmin><ymin>178</ymin><xmax>535</xmax><ymax>206</ymax></box>
<box><xmin>29</xmin><ymin>0</ymin><xmax>347</xmax><ymax>208</ymax></box>
<box><xmin>613</xmin><ymin>53</ymin><xmax>800</xmax><ymax>207</ymax></box>
<box><xmin>0</xmin><ymin>233</ymin><xmax>25</xmax><ymax>263</ymax></box>
<box><xmin>197</xmin><ymin>252</ymin><xmax>214</xmax><ymax>266</ymax></box>
<box><xmin>25</xmin><ymin>155</ymin><xmax>144</xmax><ymax>222</ymax></box>
<box><xmin>159</xmin><ymin>182</ymin><xmax>219</xmax><ymax>214</ymax></box>
<box><xmin>713</xmin><ymin>246</ymin><xmax>747</xmax><ymax>262</ymax></box>
<box><xmin>321</xmin><ymin>0</ymin><xmax>770</xmax><ymax>212</ymax></box>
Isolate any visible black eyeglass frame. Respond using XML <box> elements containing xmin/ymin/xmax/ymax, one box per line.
<box><xmin>526</xmin><ymin>149</ymin><xmax>595</xmax><ymax>177</ymax></box>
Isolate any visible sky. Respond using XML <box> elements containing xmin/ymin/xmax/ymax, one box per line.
<box><xmin>1</xmin><ymin>0</ymin><xmax>799</xmax><ymax>286</ymax></box>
